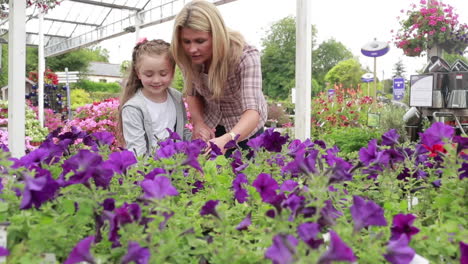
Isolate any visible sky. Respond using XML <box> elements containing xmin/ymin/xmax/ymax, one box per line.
<box><xmin>99</xmin><ymin>0</ymin><xmax>468</xmax><ymax>82</ymax></box>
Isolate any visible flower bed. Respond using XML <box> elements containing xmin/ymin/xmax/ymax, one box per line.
<box><xmin>0</xmin><ymin>122</ymin><xmax>466</xmax><ymax>263</ymax></box>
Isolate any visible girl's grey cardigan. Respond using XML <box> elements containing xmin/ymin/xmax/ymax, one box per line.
<box><xmin>121</xmin><ymin>88</ymin><xmax>191</xmax><ymax>156</ymax></box>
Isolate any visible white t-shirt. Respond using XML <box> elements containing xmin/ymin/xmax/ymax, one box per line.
<box><xmin>139</xmin><ymin>90</ymin><xmax>176</xmax><ymax>143</ymax></box>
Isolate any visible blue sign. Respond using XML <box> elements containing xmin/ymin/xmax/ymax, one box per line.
<box><xmin>393</xmin><ymin>77</ymin><xmax>405</xmax><ymax>101</ymax></box>
<box><xmin>328</xmin><ymin>89</ymin><xmax>335</xmax><ymax>97</ymax></box>
<box><xmin>361</xmin><ymin>77</ymin><xmax>374</xmax><ymax>83</ymax></box>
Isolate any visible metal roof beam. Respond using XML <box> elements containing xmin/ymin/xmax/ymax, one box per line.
<box><xmin>68</xmin><ymin>0</ymin><xmax>142</xmax><ymax>11</ymax></box>
<box><xmin>44</xmin><ymin>17</ymin><xmax>100</xmax><ymax>27</ymax></box>
<box><xmin>27</xmin><ymin>32</ymin><xmax>70</xmax><ymax>39</ymax></box>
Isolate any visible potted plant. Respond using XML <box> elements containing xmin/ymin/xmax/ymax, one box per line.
<box><xmin>392</xmin><ymin>0</ymin><xmax>468</xmax><ymax>57</ymax></box>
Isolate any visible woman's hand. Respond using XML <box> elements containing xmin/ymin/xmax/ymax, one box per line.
<box><xmin>192</xmin><ymin>121</ymin><xmax>215</xmax><ymax>142</ymax></box>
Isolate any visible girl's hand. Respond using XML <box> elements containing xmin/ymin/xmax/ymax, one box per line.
<box><xmin>192</xmin><ymin>122</ymin><xmax>215</xmax><ymax>142</ymax></box>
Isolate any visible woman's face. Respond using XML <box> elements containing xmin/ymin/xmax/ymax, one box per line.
<box><xmin>180</xmin><ymin>27</ymin><xmax>213</xmax><ymax>68</ymax></box>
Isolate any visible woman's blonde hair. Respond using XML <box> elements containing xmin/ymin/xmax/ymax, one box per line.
<box><xmin>171</xmin><ymin>0</ymin><xmax>244</xmax><ymax>99</ymax></box>
<box><xmin>117</xmin><ymin>39</ymin><xmax>175</xmax><ymax>147</ymax></box>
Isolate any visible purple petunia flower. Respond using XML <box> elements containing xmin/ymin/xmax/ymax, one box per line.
<box><xmin>232</xmin><ymin>174</ymin><xmax>249</xmax><ymax>203</ymax></box>
<box><xmin>459</xmin><ymin>162</ymin><xmax>468</xmax><ymax>180</ymax></box>
<box><xmin>0</xmin><ymin>246</ymin><xmax>9</xmax><ymax>257</ymax></box>
<box><xmin>282</xmin><ymin>194</ymin><xmax>305</xmax><ymax>221</ymax></box>
<box><xmin>383</xmin><ymin>235</ymin><xmax>415</xmax><ymax>264</ymax></box>
<box><xmin>460</xmin><ymin>241</ymin><xmax>468</xmax><ymax>264</ymax></box>
<box><xmin>12</xmin><ymin>148</ymin><xmax>50</xmax><ymax>169</ymax></box>
<box><xmin>453</xmin><ymin>136</ymin><xmax>468</xmax><ymax>154</ymax></box>
<box><xmin>318</xmin><ymin>230</ymin><xmax>356</xmax><ymax>264</ymax></box>
<box><xmin>166</xmin><ymin>128</ymin><xmax>182</xmax><ymax>141</ymax></box>
<box><xmin>265</xmin><ymin>234</ymin><xmax>298</xmax><ymax>264</ymax></box>
<box><xmin>297</xmin><ymin>222</ymin><xmax>324</xmax><ymax>249</ymax></box>
<box><xmin>431</xmin><ymin>179</ymin><xmax>442</xmax><ymax>188</ymax></box>
<box><xmin>236</xmin><ymin>212</ymin><xmax>252</xmax><ymax>231</ymax></box>
<box><xmin>143</xmin><ymin>168</ymin><xmax>167</xmax><ymax>180</ymax></box>
<box><xmin>158</xmin><ymin>211</ymin><xmax>175</xmax><ymax>231</ymax></box>
<box><xmin>93</xmin><ymin>131</ymin><xmax>115</xmax><ymax>145</ymax></box>
<box><xmin>121</xmin><ymin>241</ymin><xmax>150</xmax><ymax>264</ymax></box>
<box><xmin>318</xmin><ymin>200</ymin><xmax>343</xmax><ymax>228</ymax></box>
<box><xmin>247</xmin><ymin>133</ymin><xmax>264</xmax><ymax>152</ymax></box>
<box><xmin>262</xmin><ymin>128</ymin><xmax>289</xmax><ymax>152</ymax></box>
<box><xmin>20</xmin><ymin>169</ymin><xmax>60</xmax><ymax>210</ymax></box>
<box><xmin>419</xmin><ymin>122</ymin><xmax>454</xmax><ymax>147</ymax></box>
<box><xmin>252</xmin><ymin>173</ymin><xmax>279</xmax><ymax>203</ymax></box>
<box><xmin>200</xmin><ymin>200</ymin><xmax>220</xmax><ymax>219</ymax></box>
<box><xmin>382</xmin><ymin>129</ymin><xmax>400</xmax><ymax>146</ymax></box>
<box><xmin>103</xmin><ymin>150</ymin><xmax>137</xmax><ymax>175</ymax></box>
<box><xmin>102</xmin><ymin>198</ymin><xmax>115</xmax><ymax>211</ymax></box>
<box><xmin>350</xmin><ymin>196</ymin><xmax>387</xmax><ymax>232</ymax></box>
<box><xmin>390</xmin><ymin>214</ymin><xmax>420</xmax><ymax>242</ymax></box>
<box><xmin>280</xmin><ymin>180</ymin><xmax>299</xmax><ymax>193</ymax></box>
<box><xmin>140</xmin><ymin>176</ymin><xmax>179</xmax><ymax>200</ymax></box>
<box><xmin>63</xmin><ymin>236</ymin><xmax>95</xmax><ymax>264</ymax></box>
<box><xmin>181</xmin><ymin>152</ymin><xmax>203</xmax><ymax>173</ymax></box>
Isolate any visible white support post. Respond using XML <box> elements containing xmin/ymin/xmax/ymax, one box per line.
<box><xmin>294</xmin><ymin>0</ymin><xmax>312</xmax><ymax>141</ymax></box>
<box><xmin>8</xmin><ymin>0</ymin><xmax>26</xmax><ymax>157</ymax></box>
<box><xmin>135</xmin><ymin>11</ymin><xmax>142</xmax><ymax>42</ymax></box>
<box><xmin>38</xmin><ymin>10</ymin><xmax>45</xmax><ymax>127</ymax></box>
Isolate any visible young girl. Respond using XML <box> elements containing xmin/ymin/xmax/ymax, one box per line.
<box><xmin>118</xmin><ymin>38</ymin><xmax>191</xmax><ymax>156</ymax></box>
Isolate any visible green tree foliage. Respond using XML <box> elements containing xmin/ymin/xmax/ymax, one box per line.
<box><xmin>47</xmin><ymin>46</ymin><xmax>109</xmax><ymax>73</ymax></box>
<box><xmin>392</xmin><ymin>58</ymin><xmax>406</xmax><ymax>79</ymax></box>
<box><xmin>324</xmin><ymin>59</ymin><xmax>364</xmax><ymax>88</ymax></box>
<box><xmin>260</xmin><ymin>16</ymin><xmax>317</xmax><ymax>100</ymax></box>
<box><xmin>312</xmin><ymin>39</ymin><xmax>353</xmax><ymax>87</ymax></box>
<box><xmin>0</xmin><ymin>45</ymin><xmax>41</xmax><ymax>87</ymax></box>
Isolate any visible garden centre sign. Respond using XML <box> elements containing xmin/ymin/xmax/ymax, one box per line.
<box><xmin>393</xmin><ymin>77</ymin><xmax>405</xmax><ymax>101</ymax></box>
<box><xmin>361</xmin><ymin>39</ymin><xmax>389</xmax><ymax>99</ymax></box>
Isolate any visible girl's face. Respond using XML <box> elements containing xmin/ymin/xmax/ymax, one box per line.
<box><xmin>136</xmin><ymin>54</ymin><xmax>174</xmax><ymax>102</ymax></box>
<box><xmin>180</xmin><ymin>27</ymin><xmax>213</xmax><ymax>68</ymax></box>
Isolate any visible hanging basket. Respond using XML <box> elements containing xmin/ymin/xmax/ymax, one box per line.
<box><xmin>404</xmin><ymin>49</ymin><xmax>422</xmax><ymax>57</ymax></box>
<box><xmin>439</xmin><ymin>40</ymin><xmax>468</xmax><ymax>54</ymax></box>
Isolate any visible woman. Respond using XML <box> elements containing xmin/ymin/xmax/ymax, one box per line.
<box><xmin>171</xmin><ymin>0</ymin><xmax>267</xmax><ymax>154</ymax></box>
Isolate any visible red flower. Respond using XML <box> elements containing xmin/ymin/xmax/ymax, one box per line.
<box><xmin>422</xmin><ymin>143</ymin><xmax>447</xmax><ymax>157</ymax></box>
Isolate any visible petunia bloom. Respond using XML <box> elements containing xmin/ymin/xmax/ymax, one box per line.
<box><xmin>236</xmin><ymin>212</ymin><xmax>252</xmax><ymax>231</ymax></box>
<box><xmin>318</xmin><ymin>230</ymin><xmax>356</xmax><ymax>264</ymax></box>
<box><xmin>390</xmin><ymin>214</ymin><xmax>420</xmax><ymax>241</ymax></box>
<box><xmin>64</xmin><ymin>236</ymin><xmax>95</xmax><ymax>264</ymax></box>
<box><xmin>350</xmin><ymin>196</ymin><xmax>387</xmax><ymax>232</ymax></box>
<box><xmin>121</xmin><ymin>241</ymin><xmax>150</xmax><ymax>264</ymax></box>
<box><xmin>252</xmin><ymin>173</ymin><xmax>279</xmax><ymax>203</ymax></box>
<box><xmin>297</xmin><ymin>222</ymin><xmax>324</xmax><ymax>249</ymax></box>
<box><xmin>0</xmin><ymin>246</ymin><xmax>9</xmax><ymax>257</ymax></box>
<box><xmin>232</xmin><ymin>173</ymin><xmax>249</xmax><ymax>203</ymax></box>
<box><xmin>460</xmin><ymin>241</ymin><xmax>468</xmax><ymax>264</ymax></box>
<box><xmin>140</xmin><ymin>176</ymin><xmax>179</xmax><ymax>200</ymax></box>
<box><xmin>383</xmin><ymin>235</ymin><xmax>415</xmax><ymax>264</ymax></box>
<box><xmin>200</xmin><ymin>200</ymin><xmax>220</xmax><ymax>219</ymax></box>
<box><xmin>20</xmin><ymin>169</ymin><xmax>60</xmax><ymax>210</ymax></box>
<box><xmin>265</xmin><ymin>234</ymin><xmax>298</xmax><ymax>264</ymax></box>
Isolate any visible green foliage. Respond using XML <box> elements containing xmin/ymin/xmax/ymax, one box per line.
<box><xmin>172</xmin><ymin>67</ymin><xmax>184</xmax><ymax>92</ymax></box>
<box><xmin>0</xmin><ymin>46</ymin><xmax>40</xmax><ymax>87</ymax></box>
<box><xmin>312</xmin><ymin>39</ymin><xmax>354</xmax><ymax>87</ymax></box>
<box><xmin>89</xmin><ymin>91</ymin><xmax>120</xmax><ymax>102</ymax></box>
<box><xmin>442</xmin><ymin>52</ymin><xmax>468</xmax><ymax>66</ymax></box>
<box><xmin>326</xmin><ymin>126</ymin><xmax>382</xmax><ymax>155</ymax></box>
<box><xmin>70</xmin><ymin>89</ymin><xmax>92</xmax><ymax>110</ymax></box>
<box><xmin>260</xmin><ymin>16</ymin><xmax>318</xmax><ymax>100</ymax></box>
<box><xmin>325</xmin><ymin>59</ymin><xmax>364</xmax><ymax>89</ymax></box>
<box><xmin>377</xmin><ymin>104</ymin><xmax>409</xmax><ymax>142</ymax></box>
<box><xmin>74</xmin><ymin>79</ymin><xmax>121</xmax><ymax>93</ymax></box>
<box><xmin>47</xmin><ymin>46</ymin><xmax>109</xmax><ymax>73</ymax></box>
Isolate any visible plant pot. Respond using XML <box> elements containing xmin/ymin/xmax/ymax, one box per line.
<box><xmin>30</xmin><ymin>141</ymin><xmax>43</xmax><ymax>147</ymax></box>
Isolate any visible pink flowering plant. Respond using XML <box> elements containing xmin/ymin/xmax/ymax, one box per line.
<box><xmin>392</xmin><ymin>0</ymin><xmax>468</xmax><ymax>56</ymax></box>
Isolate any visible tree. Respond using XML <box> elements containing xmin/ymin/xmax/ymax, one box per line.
<box><xmin>392</xmin><ymin>58</ymin><xmax>406</xmax><ymax>79</ymax></box>
<box><xmin>47</xmin><ymin>46</ymin><xmax>109</xmax><ymax>73</ymax></box>
<box><xmin>0</xmin><ymin>45</ymin><xmax>41</xmax><ymax>87</ymax></box>
<box><xmin>260</xmin><ymin>16</ymin><xmax>317</xmax><ymax>100</ymax></box>
<box><xmin>324</xmin><ymin>59</ymin><xmax>364</xmax><ymax>89</ymax></box>
<box><xmin>312</xmin><ymin>39</ymin><xmax>353</xmax><ymax>87</ymax></box>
